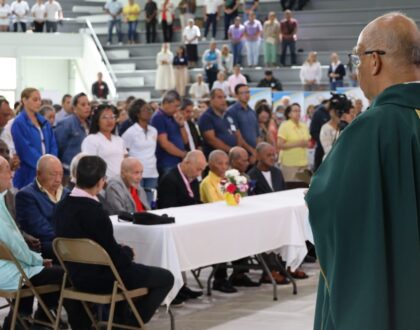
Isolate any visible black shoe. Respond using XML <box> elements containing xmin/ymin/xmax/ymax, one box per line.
<box><xmin>212</xmin><ymin>279</ymin><xmax>238</xmax><ymax>293</ymax></box>
<box><xmin>304</xmin><ymin>255</ymin><xmax>316</xmax><ymax>263</ymax></box>
<box><xmin>171</xmin><ymin>296</ymin><xmax>186</xmax><ymax>307</ymax></box>
<box><xmin>180</xmin><ymin>285</ymin><xmax>203</xmax><ymax>299</ymax></box>
<box><xmin>230</xmin><ymin>274</ymin><xmax>261</xmax><ymax>287</ymax></box>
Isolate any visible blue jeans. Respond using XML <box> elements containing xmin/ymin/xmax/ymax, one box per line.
<box><xmin>246</xmin><ymin>39</ymin><xmax>260</xmax><ymax>66</ymax></box>
<box><xmin>280</xmin><ymin>39</ymin><xmax>296</xmax><ymax>65</ymax></box>
<box><xmin>231</xmin><ymin>41</ymin><xmax>243</xmax><ymax>65</ymax></box>
<box><xmin>141</xmin><ymin>177</ymin><xmax>158</xmax><ymax>207</ymax></box>
<box><xmin>127</xmin><ymin>20</ymin><xmax>138</xmax><ymax>42</ymax></box>
<box><xmin>108</xmin><ymin>18</ymin><xmax>122</xmax><ymax>43</ymax></box>
<box><xmin>330</xmin><ymin>80</ymin><xmax>344</xmax><ymax>91</ymax></box>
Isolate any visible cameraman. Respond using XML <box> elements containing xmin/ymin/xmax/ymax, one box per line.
<box><xmin>319</xmin><ymin>94</ymin><xmax>353</xmax><ymax>160</ymax></box>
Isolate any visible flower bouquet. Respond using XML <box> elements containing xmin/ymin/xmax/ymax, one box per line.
<box><xmin>220</xmin><ymin>169</ymin><xmax>249</xmax><ymax>206</ymax></box>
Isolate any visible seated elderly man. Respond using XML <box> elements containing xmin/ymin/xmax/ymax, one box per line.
<box><xmin>158</xmin><ymin>150</ymin><xmax>207</xmax><ymax>208</ymax></box>
<box><xmin>248</xmin><ymin>142</ymin><xmax>307</xmax><ymax>281</ymax></box>
<box><xmin>0</xmin><ymin>156</ymin><xmax>89</xmax><ymax>330</ymax></box>
<box><xmin>157</xmin><ymin>150</ymin><xmax>207</xmax><ymax>303</ymax></box>
<box><xmin>54</xmin><ymin>155</ymin><xmax>174</xmax><ymax>326</ymax></box>
<box><xmin>16</xmin><ymin>155</ymin><xmax>68</xmax><ymax>260</ymax></box>
<box><xmin>104</xmin><ymin>157</ymin><xmax>150</xmax><ymax>215</ymax></box>
<box><xmin>248</xmin><ymin>142</ymin><xmax>285</xmax><ymax>194</ymax></box>
<box><xmin>199</xmin><ymin>149</ymin><xmax>229</xmax><ymax>203</ymax></box>
<box><xmin>229</xmin><ymin>146</ymin><xmax>250</xmax><ymax>175</ymax></box>
<box><xmin>199</xmin><ymin>149</ymin><xmax>259</xmax><ymax>291</ymax></box>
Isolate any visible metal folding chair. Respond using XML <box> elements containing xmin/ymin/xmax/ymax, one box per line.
<box><xmin>53</xmin><ymin>237</ymin><xmax>148</xmax><ymax>330</ymax></box>
<box><xmin>0</xmin><ymin>241</ymin><xmax>59</xmax><ymax>330</ymax></box>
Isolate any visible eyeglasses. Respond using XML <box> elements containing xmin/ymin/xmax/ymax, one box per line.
<box><xmin>100</xmin><ymin>115</ymin><xmax>117</xmax><ymax>120</ymax></box>
<box><xmin>348</xmin><ymin>50</ymin><xmax>386</xmax><ymax>67</ymax></box>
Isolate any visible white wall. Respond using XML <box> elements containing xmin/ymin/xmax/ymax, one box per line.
<box><xmin>0</xmin><ymin>33</ymin><xmax>116</xmax><ymax>103</ymax></box>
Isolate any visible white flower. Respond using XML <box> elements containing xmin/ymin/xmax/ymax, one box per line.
<box><xmin>236</xmin><ymin>175</ymin><xmax>247</xmax><ymax>185</ymax></box>
<box><xmin>225</xmin><ymin>169</ymin><xmax>240</xmax><ymax>178</ymax></box>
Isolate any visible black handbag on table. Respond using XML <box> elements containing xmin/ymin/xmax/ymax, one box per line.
<box><xmin>118</xmin><ymin>211</ymin><xmax>175</xmax><ymax>225</ymax></box>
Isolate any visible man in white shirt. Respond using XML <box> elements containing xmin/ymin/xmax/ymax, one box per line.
<box><xmin>11</xmin><ymin>0</ymin><xmax>29</xmax><ymax>32</ymax></box>
<box><xmin>203</xmin><ymin>0</ymin><xmax>222</xmax><ymax>39</ymax></box>
<box><xmin>189</xmin><ymin>74</ymin><xmax>210</xmax><ymax>100</ymax></box>
<box><xmin>183</xmin><ymin>18</ymin><xmax>200</xmax><ymax>67</ymax></box>
<box><xmin>104</xmin><ymin>0</ymin><xmax>124</xmax><ymax>45</ymax></box>
<box><xmin>44</xmin><ymin>0</ymin><xmax>62</xmax><ymax>33</ymax></box>
<box><xmin>31</xmin><ymin>0</ymin><xmax>45</xmax><ymax>32</ymax></box>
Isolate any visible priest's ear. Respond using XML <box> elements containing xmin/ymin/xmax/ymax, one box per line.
<box><xmin>370</xmin><ymin>52</ymin><xmax>383</xmax><ymax>76</ymax></box>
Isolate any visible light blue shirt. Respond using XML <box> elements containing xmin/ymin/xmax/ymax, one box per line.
<box><xmin>104</xmin><ymin>0</ymin><xmax>123</xmax><ymax>20</ymax></box>
<box><xmin>0</xmin><ymin>190</ymin><xmax>43</xmax><ymax>291</ymax></box>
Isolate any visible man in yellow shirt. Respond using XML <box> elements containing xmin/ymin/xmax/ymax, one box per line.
<box><xmin>123</xmin><ymin>0</ymin><xmax>141</xmax><ymax>44</ymax></box>
<box><xmin>200</xmin><ymin>149</ymin><xmax>229</xmax><ymax>203</ymax></box>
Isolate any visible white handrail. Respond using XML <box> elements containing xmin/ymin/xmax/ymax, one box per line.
<box><xmin>83</xmin><ymin>18</ymin><xmax>118</xmax><ymax>85</ymax></box>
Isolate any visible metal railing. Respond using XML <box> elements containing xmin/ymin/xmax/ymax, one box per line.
<box><xmin>82</xmin><ymin>18</ymin><xmax>118</xmax><ymax>85</ymax></box>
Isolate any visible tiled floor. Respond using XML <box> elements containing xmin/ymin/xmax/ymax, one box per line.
<box><xmin>0</xmin><ymin>263</ymin><xmax>318</xmax><ymax>330</ymax></box>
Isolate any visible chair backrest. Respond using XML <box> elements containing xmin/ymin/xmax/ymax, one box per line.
<box><xmin>0</xmin><ymin>241</ymin><xmax>14</xmax><ymax>262</ymax></box>
<box><xmin>53</xmin><ymin>238</ymin><xmax>113</xmax><ymax>266</ymax></box>
<box><xmin>53</xmin><ymin>238</ymin><xmax>126</xmax><ymax>289</ymax></box>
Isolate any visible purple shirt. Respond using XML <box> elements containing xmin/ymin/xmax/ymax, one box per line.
<box><xmin>244</xmin><ymin>19</ymin><xmax>262</xmax><ymax>39</ymax></box>
<box><xmin>228</xmin><ymin>24</ymin><xmax>245</xmax><ymax>42</ymax></box>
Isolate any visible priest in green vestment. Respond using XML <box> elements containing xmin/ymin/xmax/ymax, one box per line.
<box><xmin>306</xmin><ymin>12</ymin><xmax>420</xmax><ymax>330</ymax></box>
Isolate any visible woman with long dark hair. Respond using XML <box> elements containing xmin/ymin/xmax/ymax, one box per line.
<box><xmin>81</xmin><ymin>104</ymin><xmax>127</xmax><ymax>178</ymax></box>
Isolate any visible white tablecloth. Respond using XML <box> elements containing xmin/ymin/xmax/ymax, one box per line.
<box><xmin>111</xmin><ymin>188</ymin><xmax>313</xmax><ymax>304</ymax></box>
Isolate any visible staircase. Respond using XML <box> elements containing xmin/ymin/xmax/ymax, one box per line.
<box><xmin>57</xmin><ymin>0</ymin><xmax>420</xmax><ymax>100</ymax></box>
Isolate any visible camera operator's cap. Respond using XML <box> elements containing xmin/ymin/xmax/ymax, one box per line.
<box><xmin>265</xmin><ymin>70</ymin><xmax>273</xmax><ymax>76</ymax></box>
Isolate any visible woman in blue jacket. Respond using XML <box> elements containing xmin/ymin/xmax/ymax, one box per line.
<box><xmin>11</xmin><ymin>88</ymin><xmax>58</xmax><ymax>189</ymax></box>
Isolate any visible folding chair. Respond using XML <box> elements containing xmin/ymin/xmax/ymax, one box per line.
<box><xmin>53</xmin><ymin>238</ymin><xmax>149</xmax><ymax>330</ymax></box>
<box><xmin>0</xmin><ymin>241</ymin><xmax>59</xmax><ymax>330</ymax></box>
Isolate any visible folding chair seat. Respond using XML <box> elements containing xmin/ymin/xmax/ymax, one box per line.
<box><xmin>53</xmin><ymin>238</ymin><xmax>149</xmax><ymax>330</ymax></box>
<box><xmin>0</xmin><ymin>241</ymin><xmax>59</xmax><ymax>330</ymax></box>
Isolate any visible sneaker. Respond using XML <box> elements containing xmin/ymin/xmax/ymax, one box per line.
<box><xmin>212</xmin><ymin>279</ymin><xmax>237</xmax><ymax>293</ymax></box>
<box><xmin>118</xmin><ymin>42</ymin><xmax>123</xmax><ymax>46</ymax></box>
<box><xmin>106</xmin><ymin>41</ymin><xmax>111</xmax><ymax>46</ymax></box>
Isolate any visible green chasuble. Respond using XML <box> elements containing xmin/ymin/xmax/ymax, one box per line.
<box><xmin>306</xmin><ymin>83</ymin><xmax>420</xmax><ymax>330</ymax></box>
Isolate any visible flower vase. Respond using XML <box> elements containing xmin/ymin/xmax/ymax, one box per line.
<box><xmin>225</xmin><ymin>193</ymin><xmax>241</xmax><ymax>206</ymax></box>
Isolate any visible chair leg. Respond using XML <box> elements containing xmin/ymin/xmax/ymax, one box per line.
<box><xmin>54</xmin><ymin>279</ymin><xmax>67</xmax><ymax>330</ymax></box>
<box><xmin>168</xmin><ymin>306</ymin><xmax>175</xmax><ymax>330</ymax></box>
<box><xmin>81</xmin><ymin>301</ymin><xmax>99</xmax><ymax>330</ymax></box>
<box><xmin>125</xmin><ymin>295</ymin><xmax>145</xmax><ymax>329</ymax></box>
<box><xmin>107</xmin><ymin>283</ymin><xmax>118</xmax><ymax>330</ymax></box>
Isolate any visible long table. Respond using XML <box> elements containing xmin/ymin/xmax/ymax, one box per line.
<box><xmin>111</xmin><ymin>188</ymin><xmax>313</xmax><ymax>305</ymax></box>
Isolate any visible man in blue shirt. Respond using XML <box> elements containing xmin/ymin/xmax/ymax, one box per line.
<box><xmin>198</xmin><ymin>88</ymin><xmax>237</xmax><ymax>157</ymax></box>
<box><xmin>150</xmin><ymin>90</ymin><xmax>188</xmax><ymax>177</ymax></box>
<box><xmin>226</xmin><ymin>83</ymin><xmax>260</xmax><ymax>163</ymax></box>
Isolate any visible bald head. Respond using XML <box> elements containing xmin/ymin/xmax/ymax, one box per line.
<box><xmin>36</xmin><ymin>155</ymin><xmax>63</xmax><ymax>195</ymax></box>
<box><xmin>208</xmin><ymin>150</ymin><xmax>229</xmax><ymax>178</ymax></box>
<box><xmin>36</xmin><ymin>154</ymin><xmax>61</xmax><ymax>173</ymax></box>
<box><xmin>181</xmin><ymin>150</ymin><xmax>207</xmax><ymax>180</ymax></box>
<box><xmin>121</xmin><ymin>157</ymin><xmax>143</xmax><ymax>188</ymax></box>
<box><xmin>256</xmin><ymin>142</ymin><xmax>276</xmax><ymax>169</ymax></box>
<box><xmin>229</xmin><ymin>147</ymin><xmax>249</xmax><ymax>174</ymax></box>
<box><xmin>356</xmin><ymin>12</ymin><xmax>420</xmax><ymax>99</ymax></box>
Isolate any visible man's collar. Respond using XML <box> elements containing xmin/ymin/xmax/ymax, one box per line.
<box><xmin>36</xmin><ymin>179</ymin><xmax>63</xmax><ymax>203</ymax></box>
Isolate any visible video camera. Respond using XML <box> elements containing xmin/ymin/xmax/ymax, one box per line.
<box><xmin>329</xmin><ymin>93</ymin><xmax>352</xmax><ymax>131</ymax></box>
